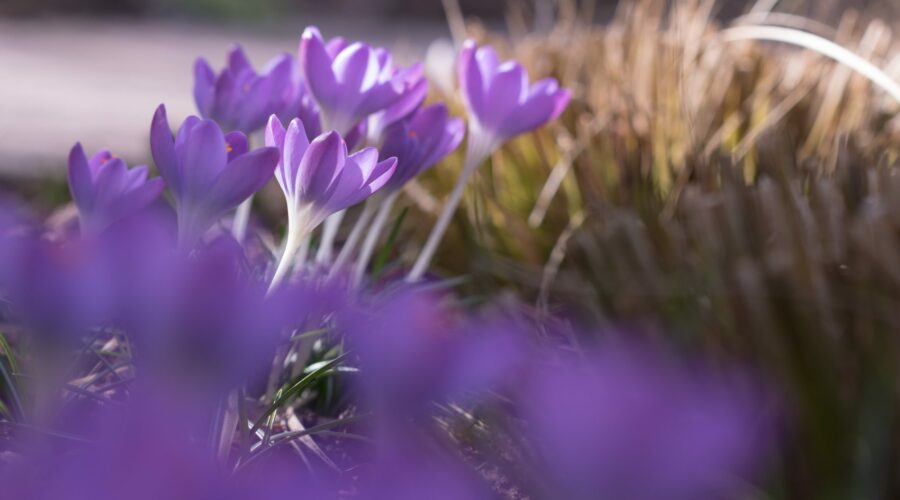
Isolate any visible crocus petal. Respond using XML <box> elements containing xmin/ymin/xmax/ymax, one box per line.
<box><xmin>325</xmin><ymin>36</ymin><xmax>348</xmax><ymax>58</ymax></box>
<box><xmin>150</xmin><ymin>105</ymin><xmax>180</xmax><ymax>195</ymax></box>
<box><xmin>282</xmin><ymin>118</ymin><xmax>311</xmax><ymax>197</ymax></box>
<box><xmin>266</xmin><ymin>116</ymin><xmax>288</xmax><ymax>190</ymax></box>
<box><xmin>102</xmin><ymin>177</ymin><xmax>166</xmax><ymax>225</ymax></box>
<box><xmin>88</xmin><ymin>149</ymin><xmax>115</xmax><ymax>174</ymax></box>
<box><xmin>338</xmin><ymin>156</ymin><xmax>397</xmax><ymax>209</ymax></box>
<box><xmin>475</xmin><ymin>45</ymin><xmax>501</xmax><ymax>82</ymax></box>
<box><xmin>485</xmin><ymin>62</ymin><xmax>528</xmax><ymax>127</ymax></box>
<box><xmin>369</xmin><ymin>63</ymin><xmax>428</xmax><ymax>140</ymax></box>
<box><xmin>227</xmin><ymin>45</ymin><xmax>253</xmax><ymax>75</ymax></box>
<box><xmin>224</xmin><ymin>132</ymin><xmax>248</xmax><ymax>162</ymax></box>
<box><xmin>205</xmin><ymin>147</ymin><xmax>280</xmax><ymax>215</ymax></box>
<box><xmin>68</xmin><ymin>143</ymin><xmax>94</xmax><ymax>210</ymax></box>
<box><xmin>497</xmin><ymin>87</ymin><xmax>570</xmax><ymax>138</ymax></box>
<box><xmin>333</xmin><ymin>43</ymin><xmax>380</xmax><ymax>93</ymax></box>
<box><xmin>299</xmin><ymin>27</ymin><xmax>338</xmax><ymax>109</ymax></box>
<box><xmin>458</xmin><ymin>40</ymin><xmax>486</xmax><ymax>122</ymax></box>
<box><xmin>193</xmin><ymin>58</ymin><xmax>216</xmax><ymax>117</ymax></box>
<box><xmin>182</xmin><ymin>120</ymin><xmax>228</xmax><ymax>197</ymax></box>
<box><xmin>92</xmin><ymin>158</ymin><xmax>130</xmax><ymax>205</ymax></box>
<box><xmin>298</xmin><ymin>131</ymin><xmax>346</xmax><ymax>205</ymax></box>
<box><xmin>124</xmin><ymin>165</ymin><xmax>150</xmax><ymax>189</ymax></box>
<box><xmin>353</xmin><ymin>80</ymin><xmax>405</xmax><ymax>118</ymax></box>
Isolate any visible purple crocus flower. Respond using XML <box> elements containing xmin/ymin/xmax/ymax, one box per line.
<box><xmin>458</xmin><ymin>39</ymin><xmax>570</xmax><ymax>151</ymax></box>
<box><xmin>379</xmin><ymin>104</ymin><xmax>464</xmax><ymax>193</ymax></box>
<box><xmin>265</xmin><ymin>115</ymin><xmax>396</xmax><ymax>288</ymax></box>
<box><xmin>366</xmin><ymin>62</ymin><xmax>429</xmax><ymax>145</ymax></box>
<box><xmin>407</xmin><ymin>41</ymin><xmax>572</xmax><ymax>281</ymax></box>
<box><xmin>522</xmin><ymin>345</ymin><xmax>772</xmax><ymax>500</ymax></box>
<box><xmin>67</xmin><ymin>143</ymin><xmax>165</xmax><ymax>234</ymax></box>
<box><xmin>150</xmin><ymin>104</ymin><xmax>280</xmax><ymax>246</ymax></box>
<box><xmin>298</xmin><ymin>26</ymin><xmax>408</xmax><ymax>136</ymax></box>
<box><xmin>194</xmin><ymin>45</ymin><xmax>295</xmax><ymax>133</ymax></box>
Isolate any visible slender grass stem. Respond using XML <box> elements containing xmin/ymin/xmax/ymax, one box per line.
<box><xmin>331</xmin><ymin>201</ymin><xmax>377</xmax><ymax>277</ymax></box>
<box><xmin>315</xmin><ymin>210</ymin><xmax>345</xmax><ymax>265</ymax></box>
<box><xmin>407</xmin><ymin>134</ymin><xmax>492</xmax><ymax>282</ymax></box>
<box><xmin>231</xmin><ymin>197</ymin><xmax>253</xmax><ymax>242</ymax></box>
<box><xmin>722</xmin><ymin>25</ymin><xmax>900</xmax><ymax>104</ymax></box>
<box><xmin>354</xmin><ymin>191</ymin><xmax>399</xmax><ymax>284</ymax></box>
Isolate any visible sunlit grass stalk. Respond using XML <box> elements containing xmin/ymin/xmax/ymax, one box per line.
<box><xmin>330</xmin><ymin>201</ymin><xmax>377</xmax><ymax>278</ymax></box>
<box><xmin>722</xmin><ymin>25</ymin><xmax>900</xmax><ymax>104</ymax></box>
<box><xmin>353</xmin><ymin>191</ymin><xmax>400</xmax><ymax>284</ymax></box>
<box><xmin>407</xmin><ymin>130</ymin><xmax>494</xmax><ymax>282</ymax></box>
<box><xmin>315</xmin><ymin>210</ymin><xmax>345</xmax><ymax>264</ymax></box>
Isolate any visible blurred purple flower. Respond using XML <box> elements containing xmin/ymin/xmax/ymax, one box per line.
<box><xmin>458</xmin><ymin>39</ymin><xmax>570</xmax><ymax>151</ymax></box>
<box><xmin>150</xmin><ymin>104</ymin><xmax>279</xmax><ymax>246</ymax></box>
<box><xmin>521</xmin><ymin>345</ymin><xmax>772</xmax><ymax>500</ymax></box>
<box><xmin>194</xmin><ymin>45</ymin><xmax>295</xmax><ymax>133</ymax></box>
<box><xmin>265</xmin><ymin>116</ymin><xmax>396</xmax><ymax>287</ymax></box>
<box><xmin>67</xmin><ymin>143</ymin><xmax>164</xmax><ymax>234</ymax></box>
<box><xmin>343</xmin><ymin>289</ymin><xmax>525</xmax><ymax>422</ymax></box>
<box><xmin>298</xmin><ymin>26</ymin><xmax>408</xmax><ymax>136</ymax></box>
<box><xmin>379</xmin><ymin>104</ymin><xmax>464</xmax><ymax>192</ymax></box>
<box><xmin>366</xmin><ymin>62</ymin><xmax>429</xmax><ymax>145</ymax></box>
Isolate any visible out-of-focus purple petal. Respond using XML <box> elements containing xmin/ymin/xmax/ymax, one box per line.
<box><xmin>457</xmin><ymin>41</ymin><xmax>570</xmax><ymax>145</ymax></box>
<box><xmin>182</xmin><ymin>119</ymin><xmax>228</xmax><ymax>196</ymax></box>
<box><xmin>193</xmin><ymin>57</ymin><xmax>216</xmax><ymax>117</ymax></box>
<box><xmin>224</xmin><ymin>131</ymin><xmax>248</xmax><ymax>161</ymax></box>
<box><xmin>205</xmin><ymin>147</ymin><xmax>279</xmax><ymax>214</ymax></box>
<box><xmin>150</xmin><ymin>104</ymin><xmax>179</xmax><ymax>193</ymax></box>
<box><xmin>523</xmin><ymin>345</ymin><xmax>772</xmax><ymax>500</ymax></box>
<box><xmin>299</xmin><ymin>27</ymin><xmax>338</xmax><ymax>108</ymax></box>
<box><xmin>485</xmin><ymin>62</ymin><xmax>528</xmax><ymax>123</ymax></box>
<box><xmin>458</xmin><ymin>40</ymin><xmax>486</xmax><ymax>120</ymax></box>
<box><xmin>67</xmin><ymin>143</ymin><xmax>94</xmax><ymax>210</ymax></box>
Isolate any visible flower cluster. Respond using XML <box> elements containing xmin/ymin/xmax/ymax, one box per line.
<box><xmin>0</xmin><ymin>24</ymin><xmax>775</xmax><ymax>500</ymax></box>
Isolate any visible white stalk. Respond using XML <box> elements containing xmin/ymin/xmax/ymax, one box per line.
<box><xmin>353</xmin><ymin>191</ymin><xmax>400</xmax><ymax>284</ymax></box>
<box><xmin>315</xmin><ymin>210</ymin><xmax>345</xmax><ymax>264</ymax></box>
<box><xmin>406</xmin><ymin>131</ymin><xmax>493</xmax><ymax>282</ymax></box>
<box><xmin>722</xmin><ymin>25</ymin><xmax>900</xmax><ymax>104</ymax></box>
<box><xmin>231</xmin><ymin>197</ymin><xmax>253</xmax><ymax>241</ymax></box>
<box><xmin>331</xmin><ymin>201</ymin><xmax>377</xmax><ymax>276</ymax></box>
<box><xmin>268</xmin><ymin>209</ymin><xmax>310</xmax><ymax>294</ymax></box>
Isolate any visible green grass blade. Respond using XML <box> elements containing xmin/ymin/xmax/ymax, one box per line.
<box><xmin>250</xmin><ymin>352</ymin><xmax>348</xmax><ymax>434</ymax></box>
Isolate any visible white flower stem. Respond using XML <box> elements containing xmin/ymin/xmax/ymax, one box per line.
<box><xmin>231</xmin><ymin>131</ymin><xmax>262</xmax><ymax>242</ymax></box>
<box><xmin>330</xmin><ymin>200</ymin><xmax>377</xmax><ymax>276</ymax></box>
<box><xmin>353</xmin><ymin>191</ymin><xmax>400</xmax><ymax>284</ymax></box>
<box><xmin>406</xmin><ymin>134</ymin><xmax>492</xmax><ymax>282</ymax></box>
<box><xmin>231</xmin><ymin>197</ymin><xmax>253</xmax><ymax>241</ymax></box>
<box><xmin>315</xmin><ymin>210</ymin><xmax>345</xmax><ymax>265</ymax></box>
<box><xmin>268</xmin><ymin>210</ymin><xmax>308</xmax><ymax>294</ymax></box>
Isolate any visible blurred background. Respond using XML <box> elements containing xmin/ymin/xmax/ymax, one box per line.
<box><xmin>1</xmin><ymin>0</ymin><xmax>897</xmax><ymax>180</ymax></box>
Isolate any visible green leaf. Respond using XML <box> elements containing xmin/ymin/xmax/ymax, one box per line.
<box><xmin>250</xmin><ymin>352</ymin><xmax>348</xmax><ymax>434</ymax></box>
